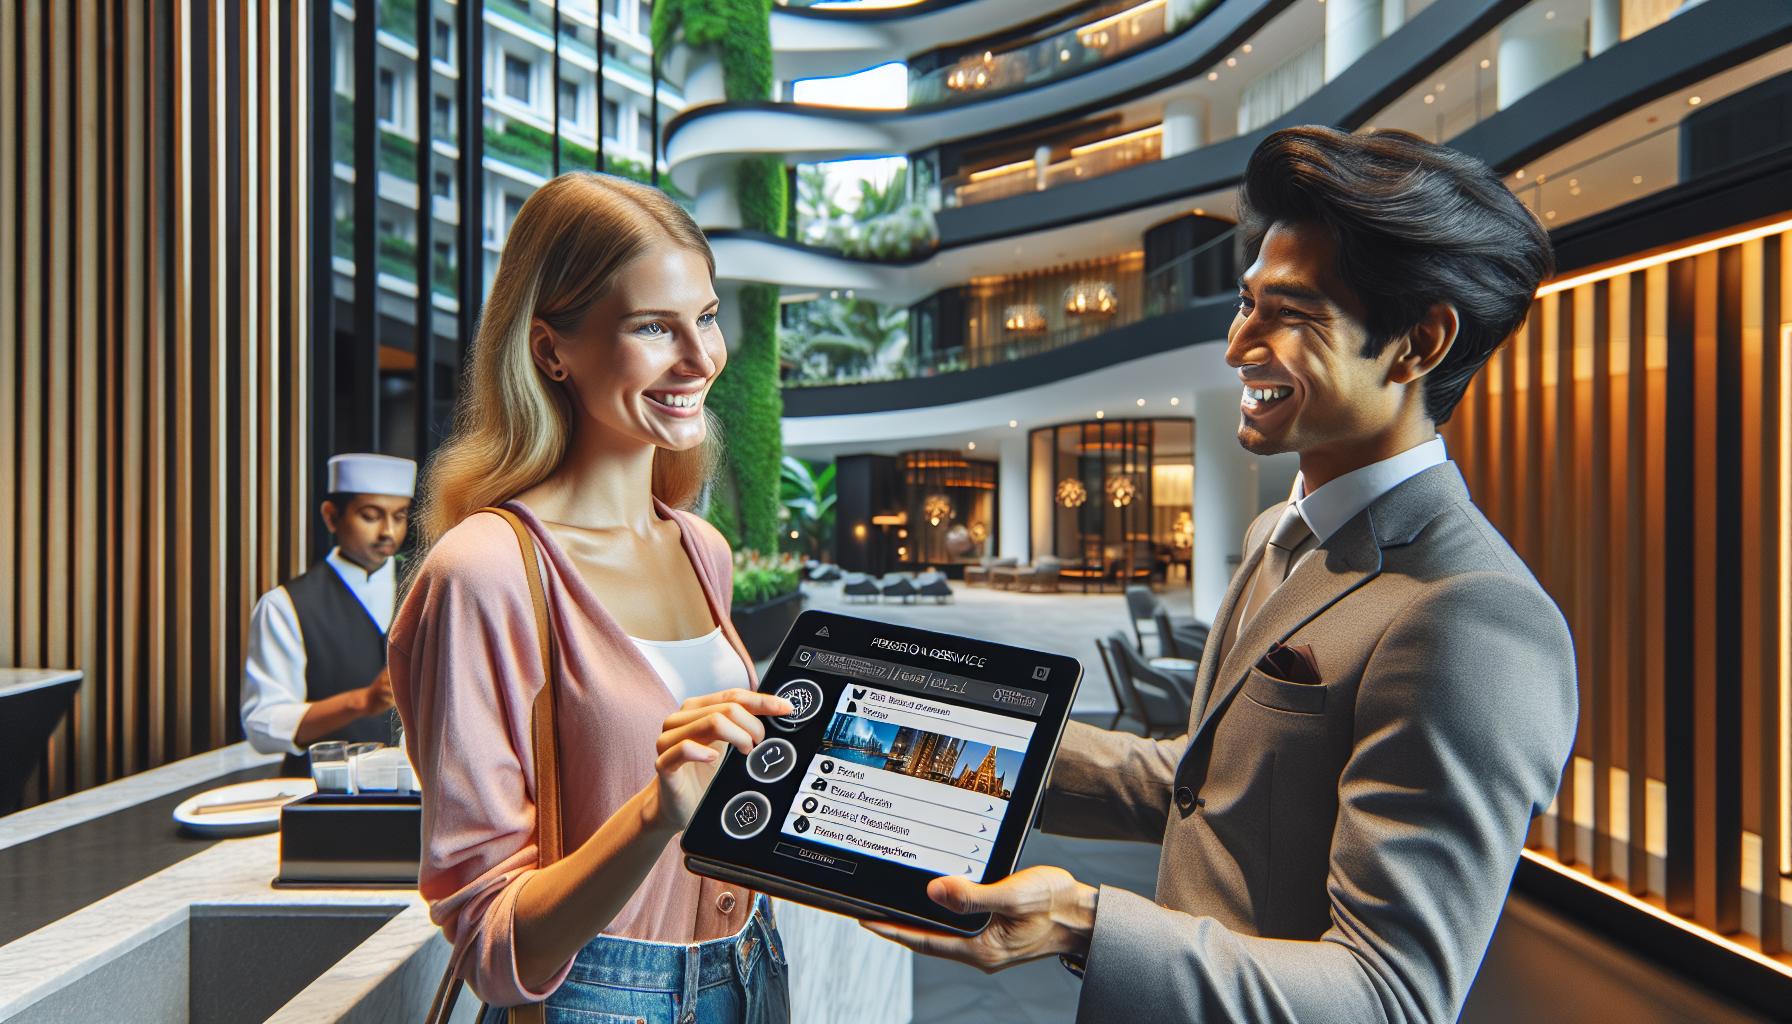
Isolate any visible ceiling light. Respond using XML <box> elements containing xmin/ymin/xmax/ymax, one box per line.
<box><xmin>1480</xmin><ymin>59</ymin><xmax>1490</xmax><ymax>68</ymax></box>
<box><xmin>1436</xmin><ymin>83</ymin><xmax>1446</xmax><ymax>91</ymax></box>
<box><xmin>790</xmin><ymin>530</ymin><xmax>799</xmax><ymax>538</ymax></box>
<box><xmin>1515</xmin><ymin>169</ymin><xmax>1525</xmax><ymax>179</ymax></box>
<box><xmin>1193</xmin><ymin>207</ymin><xmax>1205</xmax><ymax>215</ymax></box>
<box><xmin>1242</xmin><ymin>44</ymin><xmax>1252</xmax><ymax>53</ymax></box>
<box><xmin>1170</xmin><ymin>397</ymin><xmax>1180</xmax><ymax>406</ymax></box>
<box><xmin>967</xmin><ymin>441</ymin><xmax>976</xmax><ymax>450</ymax></box>
<box><xmin>1424</xmin><ymin>95</ymin><xmax>1435</xmax><ymax>104</ymax></box>
<box><xmin>1009</xmin><ymin>420</ymin><xmax>1017</xmax><ymax>427</ymax></box>
<box><xmin>1096</xmin><ymin>410</ymin><xmax>1105</xmax><ymax>418</ymax></box>
<box><xmin>1689</xmin><ymin>95</ymin><xmax>1702</xmax><ymax>105</ymax></box>
<box><xmin>1207</xmin><ymin>71</ymin><xmax>1218</xmax><ymax>81</ymax></box>
<box><xmin>1546</xmin><ymin>211</ymin><xmax>1556</xmax><ymax>219</ymax></box>
<box><xmin>1545</xmin><ymin>10</ymin><xmax>1555</xmax><ymax>18</ymax></box>
<box><xmin>1226</xmin><ymin>57</ymin><xmax>1236</xmax><ymax>67</ymax></box>
<box><xmin>1136</xmin><ymin>398</ymin><xmax>1146</xmax><ymax>406</ymax></box>
<box><xmin>1632</xmin><ymin>175</ymin><xmax>1642</xmax><ymax>184</ymax></box>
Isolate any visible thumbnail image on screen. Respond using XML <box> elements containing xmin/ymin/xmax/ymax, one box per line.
<box><xmin>781</xmin><ymin>684</ymin><xmax>1036</xmax><ymax>879</ymax></box>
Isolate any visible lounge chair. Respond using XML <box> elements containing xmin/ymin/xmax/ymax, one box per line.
<box><xmin>841</xmin><ymin>573</ymin><xmax>880</xmax><ymax>602</ymax></box>
<box><xmin>878</xmin><ymin>573</ymin><xmax>918</xmax><ymax>603</ymax></box>
<box><xmin>1113</xmin><ymin>631</ymin><xmax>1196</xmax><ymax>709</ymax></box>
<box><xmin>807</xmin><ymin>562</ymin><xmax>842</xmax><ymax>583</ymax></box>
<box><xmin>1102</xmin><ymin>632</ymin><xmax>1190</xmax><ymax>737</ymax></box>
<box><xmin>964</xmin><ymin>556</ymin><xmax>1016</xmax><ymax>587</ymax></box>
<box><xmin>1125</xmin><ymin>585</ymin><xmax>1160</xmax><ymax>653</ymax></box>
<box><xmin>1154</xmin><ymin>608</ymin><xmax>1208</xmax><ymax>663</ymax></box>
<box><xmin>914</xmin><ymin>571</ymin><xmax>953</xmax><ymax>603</ymax></box>
<box><xmin>1005</xmin><ymin>556</ymin><xmax>1062</xmax><ymax>593</ymax></box>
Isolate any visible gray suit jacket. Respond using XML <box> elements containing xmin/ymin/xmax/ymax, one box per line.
<box><xmin>1041</xmin><ymin>463</ymin><xmax>1577</xmax><ymax>1024</ymax></box>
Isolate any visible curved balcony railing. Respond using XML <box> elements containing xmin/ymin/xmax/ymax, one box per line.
<box><xmin>907</xmin><ymin>0</ymin><xmax>1218</xmax><ymax>110</ymax></box>
<box><xmin>780</xmin><ymin>227</ymin><xmax>1235</xmax><ymax>387</ymax></box>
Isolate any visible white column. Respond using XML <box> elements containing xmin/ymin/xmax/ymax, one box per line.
<box><xmin>1590</xmin><ymin>0</ymin><xmax>1621</xmax><ymax>56</ymax></box>
<box><xmin>1161</xmin><ymin>96</ymin><xmax>1205</xmax><ymax>158</ymax></box>
<box><xmin>1497</xmin><ymin>7</ymin><xmax>1585</xmax><ymax>110</ymax></box>
<box><xmin>1324</xmin><ymin>0</ymin><xmax>1382</xmax><ymax>83</ymax></box>
<box><xmin>1034</xmin><ymin>145</ymin><xmax>1052</xmax><ymax>191</ymax></box>
<box><xmin>1192</xmin><ymin>388</ymin><xmax>1261</xmax><ymax>624</ymax></box>
<box><xmin>998</xmin><ymin>435</ymin><xmax>1029</xmax><ymax>561</ymax></box>
<box><xmin>681</xmin><ymin>47</ymin><xmax>727</xmax><ymax>107</ymax></box>
<box><xmin>693</xmin><ymin>164</ymin><xmax>743</xmax><ymax>231</ymax></box>
<box><xmin>1381</xmin><ymin>0</ymin><xmax>1406</xmax><ymax>38</ymax></box>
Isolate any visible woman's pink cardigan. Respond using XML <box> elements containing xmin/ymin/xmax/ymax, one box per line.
<box><xmin>391</xmin><ymin>500</ymin><xmax>761</xmax><ymax>1006</ymax></box>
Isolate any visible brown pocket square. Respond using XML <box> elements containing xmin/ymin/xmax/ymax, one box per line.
<box><xmin>1257</xmin><ymin>643</ymin><xmax>1321</xmax><ymax>686</ymax></box>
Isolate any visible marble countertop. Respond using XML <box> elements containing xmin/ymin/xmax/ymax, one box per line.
<box><xmin>0</xmin><ymin>743</ymin><xmax>913</xmax><ymax>1024</ymax></box>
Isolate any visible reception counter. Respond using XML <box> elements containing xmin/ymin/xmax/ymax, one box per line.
<box><xmin>0</xmin><ymin>745</ymin><xmax>910</xmax><ymax>1024</ymax></box>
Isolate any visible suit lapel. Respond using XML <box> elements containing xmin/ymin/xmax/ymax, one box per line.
<box><xmin>1184</xmin><ymin>461</ymin><xmax>1473</xmax><ymax>744</ymax></box>
<box><xmin>1190</xmin><ymin>514</ymin><xmax>1383</xmax><ymax>740</ymax></box>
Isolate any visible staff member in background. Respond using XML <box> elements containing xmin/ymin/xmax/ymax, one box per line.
<box><xmin>242</xmin><ymin>453</ymin><xmax>418</xmax><ymax>776</ymax></box>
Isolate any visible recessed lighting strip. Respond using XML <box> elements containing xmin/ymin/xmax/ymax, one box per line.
<box><xmin>1520</xmin><ymin>850</ymin><xmax>1792</xmax><ymax>976</ymax></box>
<box><xmin>1537</xmin><ymin>215</ymin><xmax>1792</xmax><ymax>297</ymax></box>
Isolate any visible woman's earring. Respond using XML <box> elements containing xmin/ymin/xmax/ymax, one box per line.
<box><xmin>552</xmin><ymin>369</ymin><xmax>567</xmax><ymax>380</ymax></box>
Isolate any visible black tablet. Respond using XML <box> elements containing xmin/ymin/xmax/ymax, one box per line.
<box><xmin>681</xmin><ymin>609</ymin><xmax>1082</xmax><ymax>935</ymax></box>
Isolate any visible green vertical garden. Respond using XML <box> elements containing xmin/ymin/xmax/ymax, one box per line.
<box><xmin>653</xmin><ymin>0</ymin><xmax>786</xmax><ymax>556</ymax></box>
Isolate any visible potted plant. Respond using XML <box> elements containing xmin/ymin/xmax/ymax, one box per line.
<box><xmin>731</xmin><ymin>551</ymin><xmax>804</xmax><ymax>660</ymax></box>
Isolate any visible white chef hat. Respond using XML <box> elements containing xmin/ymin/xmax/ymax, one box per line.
<box><xmin>327</xmin><ymin>453</ymin><xmax>417</xmax><ymax>498</ymax></box>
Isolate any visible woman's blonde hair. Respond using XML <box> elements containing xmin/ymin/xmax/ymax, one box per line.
<box><xmin>417</xmin><ymin>172</ymin><xmax>721</xmax><ymax>549</ymax></box>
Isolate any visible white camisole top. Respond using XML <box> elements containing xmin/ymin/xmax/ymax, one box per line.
<box><xmin>629</xmin><ymin>626</ymin><xmax>752</xmax><ymax>705</ymax></box>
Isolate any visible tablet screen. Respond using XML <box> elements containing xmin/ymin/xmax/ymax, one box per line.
<box><xmin>681</xmin><ymin>609</ymin><xmax>1082</xmax><ymax>933</ymax></box>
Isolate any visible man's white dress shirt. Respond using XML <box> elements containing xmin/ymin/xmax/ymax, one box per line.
<box><xmin>241</xmin><ymin>548</ymin><xmax>396</xmax><ymax>755</ymax></box>
<box><xmin>1289</xmin><ymin>435</ymin><xmax>1450</xmax><ymax>543</ymax></box>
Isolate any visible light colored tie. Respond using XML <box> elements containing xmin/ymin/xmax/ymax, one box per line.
<box><xmin>1235</xmin><ymin>503</ymin><xmax>1314</xmax><ymax>638</ymax></box>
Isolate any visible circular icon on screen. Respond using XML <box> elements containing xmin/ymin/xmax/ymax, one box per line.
<box><xmin>793</xmin><ymin>815</ymin><xmax>812</xmax><ymax>834</ymax></box>
<box><xmin>770</xmin><ymin>679</ymin><xmax>824</xmax><ymax>732</ymax></box>
<box><xmin>745</xmin><ymin>738</ymin><xmax>798</xmax><ymax>784</ymax></box>
<box><xmin>819</xmin><ymin>759</ymin><xmax>835</xmax><ymax>774</ymax></box>
<box><xmin>720</xmin><ymin>791</ymin><xmax>773</xmax><ymax>840</ymax></box>
<box><xmin>798</xmin><ymin>650</ymin><xmax>811</xmax><ymax>663</ymax></box>
<box><xmin>801</xmin><ymin>796</ymin><xmax>819</xmax><ymax>814</ymax></box>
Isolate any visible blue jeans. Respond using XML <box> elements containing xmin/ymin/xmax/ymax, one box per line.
<box><xmin>480</xmin><ymin>895</ymin><xmax>789</xmax><ymax>1024</ymax></box>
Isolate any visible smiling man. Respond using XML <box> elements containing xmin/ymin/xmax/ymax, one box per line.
<box><xmin>867</xmin><ymin>127</ymin><xmax>1579</xmax><ymax>1023</ymax></box>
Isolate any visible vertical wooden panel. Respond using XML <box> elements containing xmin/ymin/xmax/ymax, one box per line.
<box><xmin>1</xmin><ymin>0</ymin><xmax>18</xmax><ymax>667</ymax></box>
<box><xmin>1664</xmin><ymin>256</ymin><xmax>1698</xmax><ymax>917</ymax></box>
<box><xmin>74</xmin><ymin>0</ymin><xmax>102</xmax><ymax>792</ymax></box>
<box><xmin>1590</xmin><ymin>279</ymin><xmax>1613</xmax><ymax>880</ymax></box>
<box><xmin>1627</xmin><ymin>269</ymin><xmax>1651</xmax><ymax>894</ymax></box>
<box><xmin>1710</xmin><ymin>246</ymin><xmax>1744</xmax><ymax>934</ymax></box>
<box><xmin>1553</xmin><ymin>288</ymin><xmax>1580</xmax><ymax>865</ymax></box>
<box><xmin>20</xmin><ymin>0</ymin><xmax>46</xmax><ymax>681</ymax></box>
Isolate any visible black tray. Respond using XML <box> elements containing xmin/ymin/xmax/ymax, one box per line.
<box><xmin>273</xmin><ymin>793</ymin><xmax>421</xmax><ymax>888</ymax></box>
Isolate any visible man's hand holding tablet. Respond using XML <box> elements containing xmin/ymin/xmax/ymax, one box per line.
<box><xmin>681</xmin><ymin>611</ymin><xmax>1082</xmax><ymax>935</ymax></box>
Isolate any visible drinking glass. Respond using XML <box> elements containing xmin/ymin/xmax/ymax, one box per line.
<box><xmin>309</xmin><ymin>741</ymin><xmax>350</xmax><ymax>794</ymax></box>
<box><xmin>345</xmin><ymin>741</ymin><xmax>385</xmax><ymax>794</ymax></box>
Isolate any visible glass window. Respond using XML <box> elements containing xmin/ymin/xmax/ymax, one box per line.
<box><xmin>432</xmin><ymin>93</ymin><xmax>452</xmax><ymax>138</ymax></box>
<box><xmin>603</xmin><ymin>98</ymin><xmax>619</xmax><ymax>141</ymax></box>
<box><xmin>377</xmin><ymin>67</ymin><xmax>396</xmax><ymax>123</ymax></box>
<box><xmin>638</xmin><ymin>0</ymin><xmax>653</xmax><ymax>35</ymax></box>
<box><xmin>637</xmin><ymin>109</ymin><xmax>653</xmax><ymax>153</ymax></box>
<box><xmin>504</xmin><ymin>53</ymin><xmax>531</xmax><ymax>102</ymax></box>
<box><xmin>434</xmin><ymin>18</ymin><xmax>451</xmax><ymax>59</ymax></box>
<box><xmin>433</xmin><ymin>170</ymin><xmax>452</xmax><ymax>198</ymax></box>
<box><xmin>559</xmin><ymin>78</ymin><xmax>579</xmax><ymax>124</ymax></box>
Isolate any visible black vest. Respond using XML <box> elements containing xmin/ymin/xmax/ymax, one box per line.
<box><xmin>277</xmin><ymin>559</ymin><xmax>392</xmax><ymax>776</ymax></box>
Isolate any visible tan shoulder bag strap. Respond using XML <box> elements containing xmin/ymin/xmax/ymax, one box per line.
<box><xmin>427</xmin><ymin>507</ymin><xmax>562</xmax><ymax>1024</ymax></box>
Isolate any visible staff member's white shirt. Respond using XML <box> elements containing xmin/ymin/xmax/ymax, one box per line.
<box><xmin>241</xmin><ymin>548</ymin><xmax>397</xmax><ymax>755</ymax></box>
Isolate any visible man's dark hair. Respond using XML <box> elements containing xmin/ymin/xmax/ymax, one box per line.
<box><xmin>1236</xmin><ymin>126</ymin><xmax>1553</xmax><ymax>424</ymax></box>
<box><xmin>322</xmin><ymin>491</ymin><xmax>357</xmax><ymax>515</ymax></box>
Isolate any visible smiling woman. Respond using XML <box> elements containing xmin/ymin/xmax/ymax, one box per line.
<box><xmin>391</xmin><ymin>171</ymin><xmax>795</xmax><ymax>1022</ymax></box>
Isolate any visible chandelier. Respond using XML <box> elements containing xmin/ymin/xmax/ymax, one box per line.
<box><xmin>923</xmin><ymin>494</ymin><xmax>954</xmax><ymax>526</ymax></box>
<box><xmin>1105</xmin><ymin>473</ymin><xmax>1137</xmax><ymax>507</ymax></box>
<box><xmin>1055</xmin><ymin>478</ymin><xmax>1087</xmax><ymax>508</ymax></box>
<box><xmin>968</xmin><ymin>521</ymin><xmax>988</xmax><ymax>544</ymax></box>
<box><xmin>1062</xmin><ymin>281</ymin><xmax>1118</xmax><ymax>316</ymax></box>
<box><xmin>1002</xmin><ymin>304</ymin><xmax>1047</xmax><ymax>334</ymax></box>
<box><xmin>1172</xmin><ymin>510</ymin><xmax>1193</xmax><ymax>549</ymax></box>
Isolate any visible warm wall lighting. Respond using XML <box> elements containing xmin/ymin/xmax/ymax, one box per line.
<box><xmin>1782</xmin><ymin>323</ymin><xmax>1791</xmax><ymax>873</ymax></box>
<box><xmin>1105</xmin><ymin>474</ymin><xmax>1137</xmax><ymax>507</ymax></box>
<box><xmin>969</xmin><ymin>158</ymin><xmax>1036</xmax><ymax>182</ymax></box>
<box><xmin>854</xmin><ymin>523</ymin><xmax>867</xmax><ymax>539</ymax></box>
<box><xmin>1538</xmin><ymin>214</ymin><xmax>1792</xmax><ymax>296</ymax></box>
<box><xmin>1003</xmin><ymin>304</ymin><xmax>1048</xmax><ymax>333</ymax></box>
<box><xmin>1070</xmin><ymin>125</ymin><xmax>1162</xmax><ymax>157</ymax></box>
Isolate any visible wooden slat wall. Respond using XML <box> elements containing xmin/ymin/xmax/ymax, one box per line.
<box><xmin>1446</xmin><ymin>230</ymin><xmax>1792</xmax><ymax>956</ymax></box>
<box><xmin>1</xmin><ymin>0</ymin><xmax>309</xmax><ymax>803</ymax></box>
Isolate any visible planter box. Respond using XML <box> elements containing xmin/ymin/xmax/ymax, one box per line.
<box><xmin>732</xmin><ymin>588</ymin><xmax>805</xmax><ymax>661</ymax></box>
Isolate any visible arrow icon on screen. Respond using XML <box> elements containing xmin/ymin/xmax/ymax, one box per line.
<box><xmin>979</xmin><ymin>825</ymin><xmax>987</xmax><ymax>833</ymax></box>
<box><xmin>972</xmin><ymin>845</ymin><xmax>980</xmax><ymax>854</ymax></box>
